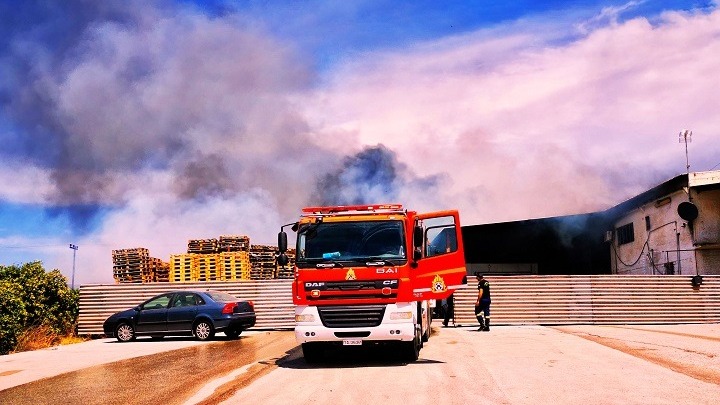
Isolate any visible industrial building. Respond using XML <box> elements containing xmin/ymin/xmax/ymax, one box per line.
<box><xmin>462</xmin><ymin>170</ymin><xmax>720</xmax><ymax>276</ymax></box>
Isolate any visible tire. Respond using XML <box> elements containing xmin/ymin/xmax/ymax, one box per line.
<box><xmin>193</xmin><ymin>320</ymin><xmax>215</xmax><ymax>341</ymax></box>
<box><xmin>404</xmin><ymin>328</ymin><xmax>421</xmax><ymax>362</ymax></box>
<box><xmin>225</xmin><ymin>327</ymin><xmax>242</xmax><ymax>339</ymax></box>
<box><xmin>422</xmin><ymin>304</ymin><xmax>432</xmax><ymax>342</ymax></box>
<box><xmin>115</xmin><ymin>323</ymin><xmax>135</xmax><ymax>342</ymax></box>
<box><xmin>301</xmin><ymin>343</ymin><xmax>323</xmax><ymax>364</ymax></box>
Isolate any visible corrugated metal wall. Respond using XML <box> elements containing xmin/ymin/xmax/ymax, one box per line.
<box><xmin>454</xmin><ymin>275</ymin><xmax>720</xmax><ymax>325</ymax></box>
<box><xmin>78</xmin><ymin>280</ymin><xmax>294</xmax><ymax>335</ymax></box>
<box><xmin>78</xmin><ymin>275</ymin><xmax>720</xmax><ymax>335</ymax></box>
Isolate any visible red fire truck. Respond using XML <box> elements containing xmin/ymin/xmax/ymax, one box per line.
<box><xmin>277</xmin><ymin>204</ymin><xmax>467</xmax><ymax>362</ymax></box>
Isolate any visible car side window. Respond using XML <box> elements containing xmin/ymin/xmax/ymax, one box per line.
<box><xmin>172</xmin><ymin>292</ymin><xmax>197</xmax><ymax>307</ymax></box>
<box><xmin>143</xmin><ymin>294</ymin><xmax>172</xmax><ymax>310</ymax></box>
<box><xmin>195</xmin><ymin>295</ymin><xmax>205</xmax><ymax>305</ymax></box>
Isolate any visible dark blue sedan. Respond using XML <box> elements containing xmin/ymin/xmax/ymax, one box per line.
<box><xmin>103</xmin><ymin>290</ymin><xmax>256</xmax><ymax>342</ymax></box>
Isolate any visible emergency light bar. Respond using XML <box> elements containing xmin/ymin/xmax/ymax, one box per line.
<box><xmin>301</xmin><ymin>204</ymin><xmax>404</xmax><ymax>214</ymax></box>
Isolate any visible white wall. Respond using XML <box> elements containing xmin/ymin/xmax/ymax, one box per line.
<box><xmin>612</xmin><ymin>190</ymin><xmax>695</xmax><ymax>275</ymax></box>
<box><xmin>612</xmin><ymin>186</ymin><xmax>720</xmax><ymax>275</ymax></box>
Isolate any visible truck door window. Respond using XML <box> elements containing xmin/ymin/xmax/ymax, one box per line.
<box><xmin>423</xmin><ymin>216</ymin><xmax>458</xmax><ymax>258</ymax></box>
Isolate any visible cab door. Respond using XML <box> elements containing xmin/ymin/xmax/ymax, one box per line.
<box><xmin>409</xmin><ymin>210</ymin><xmax>467</xmax><ymax>301</ymax></box>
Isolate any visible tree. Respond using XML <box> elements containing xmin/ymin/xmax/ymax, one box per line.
<box><xmin>0</xmin><ymin>262</ymin><xmax>79</xmax><ymax>355</ymax></box>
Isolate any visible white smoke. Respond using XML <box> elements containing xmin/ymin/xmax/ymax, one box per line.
<box><xmin>2</xmin><ymin>3</ymin><xmax>720</xmax><ymax>284</ymax></box>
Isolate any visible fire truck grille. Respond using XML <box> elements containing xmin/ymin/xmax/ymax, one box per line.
<box><xmin>317</xmin><ymin>305</ymin><xmax>386</xmax><ymax>328</ymax></box>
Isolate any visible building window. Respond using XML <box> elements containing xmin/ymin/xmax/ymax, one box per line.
<box><xmin>616</xmin><ymin>222</ymin><xmax>635</xmax><ymax>245</ymax></box>
<box><xmin>645</xmin><ymin>216</ymin><xmax>651</xmax><ymax>231</ymax></box>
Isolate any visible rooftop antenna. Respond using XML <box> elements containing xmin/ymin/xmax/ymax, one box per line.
<box><xmin>679</xmin><ymin>130</ymin><xmax>693</xmax><ymax>202</ymax></box>
<box><xmin>679</xmin><ymin>130</ymin><xmax>692</xmax><ymax>175</ymax></box>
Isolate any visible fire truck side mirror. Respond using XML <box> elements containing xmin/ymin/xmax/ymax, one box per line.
<box><xmin>278</xmin><ymin>231</ymin><xmax>288</xmax><ymax>252</ymax></box>
<box><xmin>278</xmin><ymin>253</ymin><xmax>289</xmax><ymax>266</ymax></box>
<box><xmin>413</xmin><ymin>225</ymin><xmax>424</xmax><ymax>261</ymax></box>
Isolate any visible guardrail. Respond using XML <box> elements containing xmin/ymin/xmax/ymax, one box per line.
<box><xmin>78</xmin><ymin>275</ymin><xmax>720</xmax><ymax>335</ymax></box>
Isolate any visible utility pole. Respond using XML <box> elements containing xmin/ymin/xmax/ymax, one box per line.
<box><xmin>69</xmin><ymin>244</ymin><xmax>78</xmax><ymax>289</ymax></box>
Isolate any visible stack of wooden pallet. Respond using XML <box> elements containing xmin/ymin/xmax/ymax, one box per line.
<box><xmin>150</xmin><ymin>257</ymin><xmax>170</xmax><ymax>282</ymax></box>
<box><xmin>112</xmin><ymin>248</ymin><xmax>169</xmax><ymax>283</ymax></box>
<box><xmin>221</xmin><ymin>251</ymin><xmax>251</xmax><ymax>280</ymax></box>
<box><xmin>218</xmin><ymin>235</ymin><xmax>250</xmax><ymax>252</ymax></box>
<box><xmin>249</xmin><ymin>245</ymin><xmax>277</xmax><ymax>280</ymax></box>
<box><xmin>276</xmin><ymin>248</ymin><xmax>297</xmax><ymax>279</ymax></box>
<box><xmin>187</xmin><ymin>238</ymin><xmax>218</xmax><ymax>254</ymax></box>
<box><xmin>169</xmin><ymin>251</ymin><xmax>251</xmax><ymax>282</ymax></box>
<box><xmin>169</xmin><ymin>254</ymin><xmax>196</xmax><ymax>282</ymax></box>
<box><xmin>196</xmin><ymin>254</ymin><xmax>221</xmax><ymax>281</ymax></box>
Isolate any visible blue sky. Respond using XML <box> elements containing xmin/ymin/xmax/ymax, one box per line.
<box><xmin>1</xmin><ymin>0</ymin><xmax>719</xmax><ymax>284</ymax></box>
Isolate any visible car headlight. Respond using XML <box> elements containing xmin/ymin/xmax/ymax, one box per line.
<box><xmin>389</xmin><ymin>311</ymin><xmax>413</xmax><ymax>320</ymax></box>
<box><xmin>295</xmin><ymin>314</ymin><xmax>315</xmax><ymax>322</ymax></box>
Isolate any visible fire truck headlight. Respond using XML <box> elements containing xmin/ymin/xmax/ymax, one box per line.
<box><xmin>389</xmin><ymin>311</ymin><xmax>413</xmax><ymax>320</ymax></box>
<box><xmin>295</xmin><ymin>314</ymin><xmax>315</xmax><ymax>322</ymax></box>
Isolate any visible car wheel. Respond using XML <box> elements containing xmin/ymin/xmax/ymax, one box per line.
<box><xmin>115</xmin><ymin>323</ymin><xmax>136</xmax><ymax>342</ymax></box>
<box><xmin>193</xmin><ymin>320</ymin><xmax>215</xmax><ymax>341</ymax></box>
<box><xmin>225</xmin><ymin>328</ymin><xmax>242</xmax><ymax>339</ymax></box>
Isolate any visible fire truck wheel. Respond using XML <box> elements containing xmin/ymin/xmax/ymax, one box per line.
<box><xmin>302</xmin><ymin>343</ymin><xmax>323</xmax><ymax>363</ymax></box>
<box><xmin>404</xmin><ymin>330</ymin><xmax>420</xmax><ymax>362</ymax></box>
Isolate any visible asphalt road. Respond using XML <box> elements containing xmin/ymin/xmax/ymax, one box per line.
<box><xmin>218</xmin><ymin>324</ymin><xmax>720</xmax><ymax>405</ymax></box>
<box><xmin>1</xmin><ymin>324</ymin><xmax>719</xmax><ymax>405</ymax></box>
<box><xmin>0</xmin><ymin>332</ymin><xmax>297</xmax><ymax>405</ymax></box>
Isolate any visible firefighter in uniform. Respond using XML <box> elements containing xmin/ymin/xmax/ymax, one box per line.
<box><xmin>474</xmin><ymin>272</ymin><xmax>491</xmax><ymax>331</ymax></box>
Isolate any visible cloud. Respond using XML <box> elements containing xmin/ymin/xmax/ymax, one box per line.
<box><xmin>305</xmin><ymin>7</ymin><xmax>720</xmax><ymax>224</ymax></box>
<box><xmin>2</xmin><ymin>3</ymin><xmax>720</xmax><ymax>284</ymax></box>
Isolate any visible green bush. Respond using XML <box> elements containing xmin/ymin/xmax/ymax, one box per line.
<box><xmin>0</xmin><ymin>262</ymin><xmax>79</xmax><ymax>355</ymax></box>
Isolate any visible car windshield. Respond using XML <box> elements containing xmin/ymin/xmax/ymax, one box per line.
<box><xmin>296</xmin><ymin>220</ymin><xmax>406</xmax><ymax>267</ymax></box>
<box><xmin>205</xmin><ymin>291</ymin><xmax>238</xmax><ymax>302</ymax></box>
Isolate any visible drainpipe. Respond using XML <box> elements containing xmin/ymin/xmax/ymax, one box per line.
<box><xmin>676</xmin><ymin>231</ymin><xmax>681</xmax><ymax>275</ymax></box>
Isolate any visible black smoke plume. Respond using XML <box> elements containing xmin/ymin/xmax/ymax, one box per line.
<box><xmin>313</xmin><ymin>144</ymin><xmax>442</xmax><ymax>207</ymax></box>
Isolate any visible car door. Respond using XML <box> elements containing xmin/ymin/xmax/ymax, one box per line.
<box><xmin>135</xmin><ymin>293</ymin><xmax>173</xmax><ymax>333</ymax></box>
<box><xmin>167</xmin><ymin>292</ymin><xmax>200</xmax><ymax>332</ymax></box>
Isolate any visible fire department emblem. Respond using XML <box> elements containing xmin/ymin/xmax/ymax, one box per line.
<box><xmin>431</xmin><ymin>274</ymin><xmax>447</xmax><ymax>293</ymax></box>
<box><xmin>345</xmin><ymin>269</ymin><xmax>357</xmax><ymax>281</ymax></box>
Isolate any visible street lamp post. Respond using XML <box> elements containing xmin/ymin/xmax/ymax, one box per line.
<box><xmin>69</xmin><ymin>244</ymin><xmax>78</xmax><ymax>289</ymax></box>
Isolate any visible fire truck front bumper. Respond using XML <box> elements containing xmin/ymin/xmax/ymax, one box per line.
<box><xmin>294</xmin><ymin>303</ymin><xmax>417</xmax><ymax>344</ymax></box>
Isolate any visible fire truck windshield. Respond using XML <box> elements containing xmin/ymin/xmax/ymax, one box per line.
<box><xmin>296</xmin><ymin>220</ymin><xmax>406</xmax><ymax>267</ymax></box>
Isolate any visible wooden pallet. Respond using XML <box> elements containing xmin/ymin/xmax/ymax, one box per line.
<box><xmin>187</xmin><ymin>238</ymin><xmax>218</xmax><ymax>254</ymax></box>
<box><xmin>112</xmin><ymin>247</ymin><xmax>168</xmax><ymax>284</ymax></box>
<box><xmin>218</xmin><ymin>235</ymin><xmax>250</xmax><ymax>252</ymax></box>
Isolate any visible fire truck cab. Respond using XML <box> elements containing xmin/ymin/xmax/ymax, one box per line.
<box><xmin>278</xmin><ymin>204</ymin><xmax>467</xmax><ymax>362</ymax></box>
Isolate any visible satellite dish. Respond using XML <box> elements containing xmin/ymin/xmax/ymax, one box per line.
<box><xmin>677</xmin><ymin>201</ymin><xmax>699</xmax><ymax>221</ymax></box>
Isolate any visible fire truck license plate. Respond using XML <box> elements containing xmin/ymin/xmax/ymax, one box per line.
<box><xmin>343</xmin><ymin>339</ymin><xmax>362</xmax><ymax>346</ymax></box>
